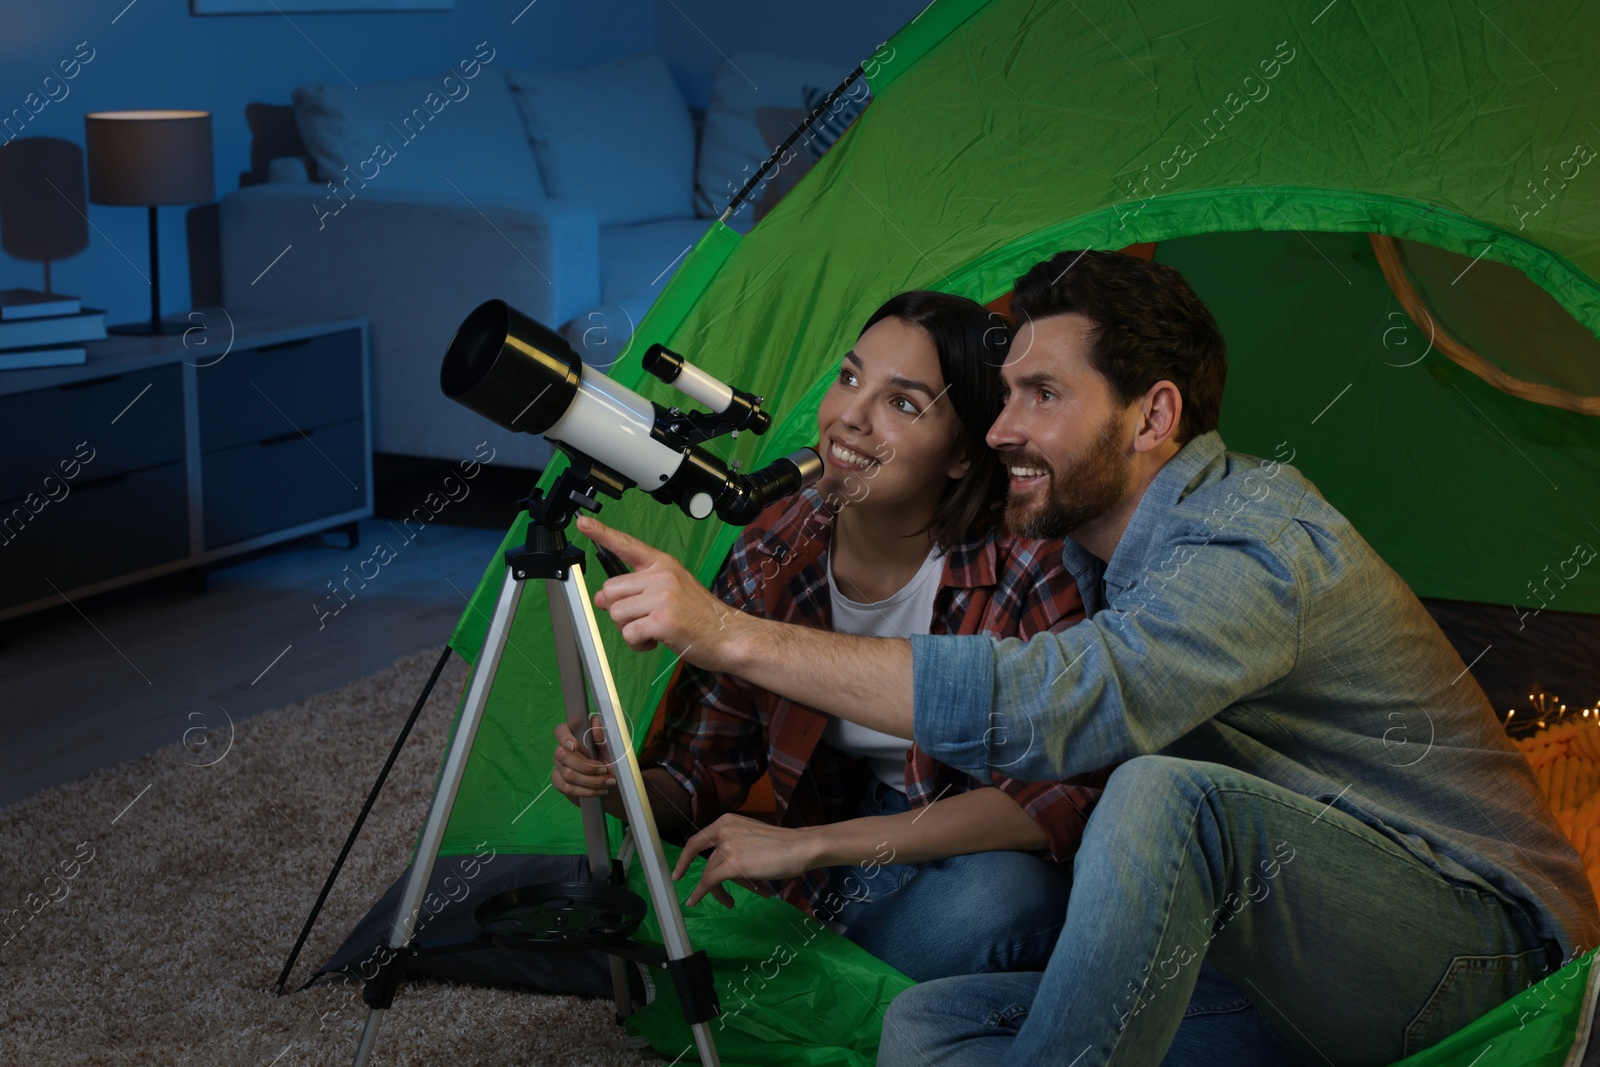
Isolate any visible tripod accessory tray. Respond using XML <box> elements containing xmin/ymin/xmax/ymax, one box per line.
<box><xmin>475</xmin><ymin>881</ymin><xmax>721</xmax><ymax>1025</ymax></box>
<box><xmin>476</xmin><ymin>881</ymin><xmax>646</xmax><ymax>952</ymax></box>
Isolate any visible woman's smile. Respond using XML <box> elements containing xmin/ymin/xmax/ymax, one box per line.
<box><xmin>827</xmin><ymin>437</ymin><xmax>882</xmax><ymax>472</ymax></box>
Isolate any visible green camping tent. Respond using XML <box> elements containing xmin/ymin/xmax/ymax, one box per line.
<box><xmin>427</xmin><ymin>0</ymin><xmax>1600</xmax><ymax>1062</ymax></box>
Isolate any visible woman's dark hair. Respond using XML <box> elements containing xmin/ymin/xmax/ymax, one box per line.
<box><xmin>1009</xmin><ymin>250</ymin><xmax>1227</xmax><ymax>445</ymax></box>
<box><xmin>857</xmin><ymin>290</ymin><xmax>1011</xmax><ymax>550</ymax></box>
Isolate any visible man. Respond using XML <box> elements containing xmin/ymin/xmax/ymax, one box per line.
<box><xmin>577</xmin><ymin>250</ymin><xmax>1598</xmax><ymax>1065</ymax></box>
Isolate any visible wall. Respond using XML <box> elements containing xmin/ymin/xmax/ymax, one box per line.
<box><xmin>0</xmin><ymin>0</ymin><xmax>926</xmax><ymax>325</ymax></box>
<box><xmin>0</xmin><ymin>0</ymin><xmax>653</xmax><ymax>325</ymax></box>
<box><xmin>654</xmin><ymin>0</ymin><xmax>927</xmax><ymax>109</ymax></box>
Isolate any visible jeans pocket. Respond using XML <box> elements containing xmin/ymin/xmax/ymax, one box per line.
<box><xmin>1402</xmin><ymin>947</ymin><xmax>1549</xmax><ymax>1056</ymax></box>
<box><xmin>1183</xmin><ymin>961</ymin><xmax>1253</xmax><ymax>1018</ymax></box>
<box><xmin>890</xmin><ymin>861</ymin><xmax>920</xmax><ymax>892</ymax></box>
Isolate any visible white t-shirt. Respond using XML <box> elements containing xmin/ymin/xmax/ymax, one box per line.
<box><xmin>822</xmin><ymin>541</ymin><xmax>945</xmax><ymax>793</ymax></box>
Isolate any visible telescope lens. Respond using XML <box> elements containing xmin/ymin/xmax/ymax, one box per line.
<box><xmin>439</xmin><ymin>299</ymin><xmax>508</xmax><ymax>399</ymax></box>
<box><xmin>440</xmin><ymin>299</ymin><xmax>583</xmax><ymax>435</ymax></box>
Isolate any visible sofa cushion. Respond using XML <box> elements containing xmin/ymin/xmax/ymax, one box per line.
<box><xmin>599</xmin><ymin>216</ymin><xmax>714</xmax><ymax>306</ymax></box>
<box><xmin>562</xmin><ymin>291</ymin><xmax>661</xmax><ymax>374</ymax></box>
<box><xmin>694</xmin><ymin>52</ymin><xmax>856</xmax><ymax>229</ymax></box>
<box><xmin>293</xmin><ymin>67</ymin><xmax>544</xmax><ymax>201</ymax></box>
<box><xmin>505</xmin><ymin>54</ymin><xmax>695</xmax><ymax>228</ymax></box>
<box><xmin>559</xmin><ymin>216</ymin><xmax>713</xmax><ymax>369</ymax></box>
<box><xmin>752</xmin><ymin>106</ymin><xmax>808</xmax><ymax>221</ymax></box>
<box><xmin>754</xmin><ymin>106</ymin><xmax>808</xmax><ymax>154</ymax></box>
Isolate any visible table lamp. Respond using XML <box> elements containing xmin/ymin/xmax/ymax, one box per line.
<box><xmin>85</xmin><ymin>110</ymin><xmax>214</xmax><ymax>336</ymax></box>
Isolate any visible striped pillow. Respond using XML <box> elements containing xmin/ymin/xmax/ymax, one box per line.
<box><xmin>800</xmin><ymin>84</ymin><xmax>870</xmax><ymax>163</ymax></box>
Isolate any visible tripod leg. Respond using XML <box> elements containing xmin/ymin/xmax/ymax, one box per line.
<box><xmin>554</xmin><ymin>567</ymin><xmax>721</xmax><ymax>1066</ymax></box>
<box><xmin>547</xmin><ymin>580</ymin><xmax>637</xmax><ymax>1021</ymax></box>
<box><xmin>350</xmin><ymin>565</ymin><xmax>526</xmax><ymax>1067</ymax></box>
<box><xmin>275</xmin><ymin>646</ymin><xmax>454</xmax><ymax>995</ymax></box>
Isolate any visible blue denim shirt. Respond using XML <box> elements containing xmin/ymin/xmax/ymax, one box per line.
<box><xmin>912</xmin><ymin>430</ymin><xmax>1599</xmax><ymax>960</ymax></box>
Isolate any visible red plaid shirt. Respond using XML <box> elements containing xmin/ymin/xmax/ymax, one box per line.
<box><xmin>640</xmin><ymin>489</ymin><xmax>1111</xmax><ymax>920</ymax></box>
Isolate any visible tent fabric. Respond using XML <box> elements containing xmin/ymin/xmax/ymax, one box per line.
<box><xmin>1152</xmin><ymin>226</ymin><xmax>1600</xmax><ymax>618</ymax></box>
<box><xmin>1371</xmin><ymin>234</ymin><xmax>1600</xmax><ymax>415</ymax></box>
<box><xmin>1392</xmin><ymin>237</ymin><xmax>1600</xmax><ymax>400</ymax></box>
<box><xmin>313</xmin><ymin>853</ymin><xmax>626</xmax><ymax>998</ymax></box>
<box><xmin>1388</xmin><ymin>948</ymin><xmax>1600</xmax><ymax>1067</ymax></box>
<box><xmin>412</xmin><ymin>0</ymin><xmax>1600</xmax><ymax>1063</ymax></box>
<box><xmin>619</xmin><ymin>845</ymin><xmax>913</xmax><ymax>1067</ymax></box>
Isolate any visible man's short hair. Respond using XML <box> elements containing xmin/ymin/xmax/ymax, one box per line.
<box><xmin>1009</xmin><ymin>250</ymin><xmax>1227</xmax><ymax>445</ymax></box>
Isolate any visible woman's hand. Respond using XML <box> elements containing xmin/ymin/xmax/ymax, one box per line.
<box><xmin>550</xmin><ymin>719</ymin><xmax>619</xmax><ymax>805</ymax></box>
<box><xmin>673</xmin><ymin>814</ymin><xmax>824</xmax><ymax>908</ymax></box>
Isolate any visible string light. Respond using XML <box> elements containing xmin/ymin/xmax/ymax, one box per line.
<box><xmin>1513</xmin><ymin>690</ymin><xmax>1600</xmax><ymax>908</ymax></box>
<box><xmin>1501</xmin><ymin>691</ymin><xmax>1600</xmax><ymax>738</ymax></box>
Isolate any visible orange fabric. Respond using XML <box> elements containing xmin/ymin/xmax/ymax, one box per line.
<box><xmin>640</xmin><ymin>662</ymin><xmax>777</xmax><ymax>817</ymax></box>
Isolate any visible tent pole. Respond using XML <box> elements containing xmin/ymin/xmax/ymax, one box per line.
<box><xmin>272</xmin><ymin>644</ymin><xmax>455</xmax><ymax>996</ymax></box>
<box><xmin>720</xmin><ymin>64</ymin><xmax>867</xmax><ymax>223</ymax></box>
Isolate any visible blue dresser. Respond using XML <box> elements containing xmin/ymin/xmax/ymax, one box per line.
<box><xmin>0</xmin><ymin>313</ymin><xmax>372</xmax><ymax>620</ymax></box>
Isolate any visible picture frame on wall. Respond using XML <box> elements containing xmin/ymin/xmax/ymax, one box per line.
<box><xmin>192</xmin><ymin>0</ymin><xmax>455</xmax><ymax>13</ymax></box>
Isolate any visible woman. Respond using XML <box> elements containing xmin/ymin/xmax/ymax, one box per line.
<box><xmin>552</xmin><ymin>291</ymin><xmax>1110</xmax><ymax>982</ymax></box>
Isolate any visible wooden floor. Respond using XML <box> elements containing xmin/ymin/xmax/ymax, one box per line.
<box><xmin>0</xmin><ymin>517</ymin><xmax>509</xmax><ymax>807</ymax></box>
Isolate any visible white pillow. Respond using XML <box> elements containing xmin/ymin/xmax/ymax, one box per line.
<box><xmin>504</xmin><ymin>54</ymin><xmax>695</xmax><ymax>228</ymax></box>
<box><xmin>293</xmin><ymin>67</ymin><xmax>544</xmax><ymax>202</ymax></box>
<box><xmin>694</xmin><ymin>52</ymin><xmax>858</xmax><ymax>228</ymax></box>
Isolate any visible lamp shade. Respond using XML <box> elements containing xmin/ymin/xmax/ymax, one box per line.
<box><xmin>0</xmin><ymin>137</ymin><xmax>90</xmax><ymax>263</ymax></box>
<box><xmin>84</xmin><ymin>110</ymin><xmax>214</xmax><ymax>206</ymax></box>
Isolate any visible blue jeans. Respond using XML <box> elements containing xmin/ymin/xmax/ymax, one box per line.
<box><xmin>877</xmin><ymin>964</ymin><xmax>1302</xmax><ymax>1067</ymax></box>
<box><xmin>825</xmin><ymin>778</ymin><xmax>1073</xmax><ymax>982</ymax></box>
<box><xmin>879</xmin><ymin>756</ymin><xmax>1557</xmax><ymax>1066</ymax></box>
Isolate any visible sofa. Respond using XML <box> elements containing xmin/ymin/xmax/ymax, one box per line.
<box><xmin>217</xmin><ymin>50</ymin><xmax>861</xmax><ymax>468</ymax></box>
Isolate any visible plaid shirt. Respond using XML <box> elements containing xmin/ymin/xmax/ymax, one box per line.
<box><xmin>640</xmin><ymin>488</ymin><xmax>1111</xmax><ymax>920</ymax></box>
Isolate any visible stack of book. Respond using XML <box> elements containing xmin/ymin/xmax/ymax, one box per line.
<box><xmin>0</xmin><ymin>289</ymin><xmax>108</xmax><ymax>370</ymax></box>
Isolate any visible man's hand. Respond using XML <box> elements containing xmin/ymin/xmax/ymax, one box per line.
<box><xmin>578</xmin><ymin>516</ymin><xmax>917</xmax><ymax>740</ymax></box>
<box><xmin>577</xmin><ymin>515</ymin><xmax>745</xmax><ymax>672</ymax></box>
<box><xmin>672</xmin><ymin>813</ymin><xmax>823</xmax><ymax>908</ymax></box>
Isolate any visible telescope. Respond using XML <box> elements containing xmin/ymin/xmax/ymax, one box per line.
<box><xmin>342</xmin><ymin>298</ymin><xmax>805</xmax><ymax>1067</ymax></box>
<box><xmin>440</xmin><ymin>299</ymin><xmax>821</xmax><ymax>524</ymax></box>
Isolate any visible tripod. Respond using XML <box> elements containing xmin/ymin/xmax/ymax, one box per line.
<box><xmin>348</xmin><ymin>465</ymin><xmax>721</xmax><ymax>1067</ymax></box>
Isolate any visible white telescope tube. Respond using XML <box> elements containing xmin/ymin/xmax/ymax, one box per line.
<box><xmin>544</xmin><ymin>366</ymin><xmax>686</xmax><ymax>490</ymax></box>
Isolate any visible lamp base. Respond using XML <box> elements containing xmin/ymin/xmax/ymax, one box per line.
<box><xmin>109</xmin><ymin>320</ymin><xmax>190</xmax><ymax>336</ymax></box>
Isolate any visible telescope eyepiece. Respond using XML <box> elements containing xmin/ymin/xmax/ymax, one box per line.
<box><xmin>715</xmin><ymin>447</ymin><xmax>823</xmax><ymax>525</ymax></box>
<box><xmin>644</xmin><ymin>343</ymin><xmax>772</xmax><ymax>436</ymax></box>
<box><xmin>642</xmin><ymin>343</ymin><xmax>684</xmax><ymax>384</ymax></box>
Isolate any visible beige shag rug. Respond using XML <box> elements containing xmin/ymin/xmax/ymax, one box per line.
<box><xmin>0</xmin><ymin>646</ymin><xmax>660</xmax><ymax>1067</ymax></box>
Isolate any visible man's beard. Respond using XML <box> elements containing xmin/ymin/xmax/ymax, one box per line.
<box><xmin>1002</xmin><ymin>419</ymin><xmax>1129</xmax><ymax>539</ymax></box>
